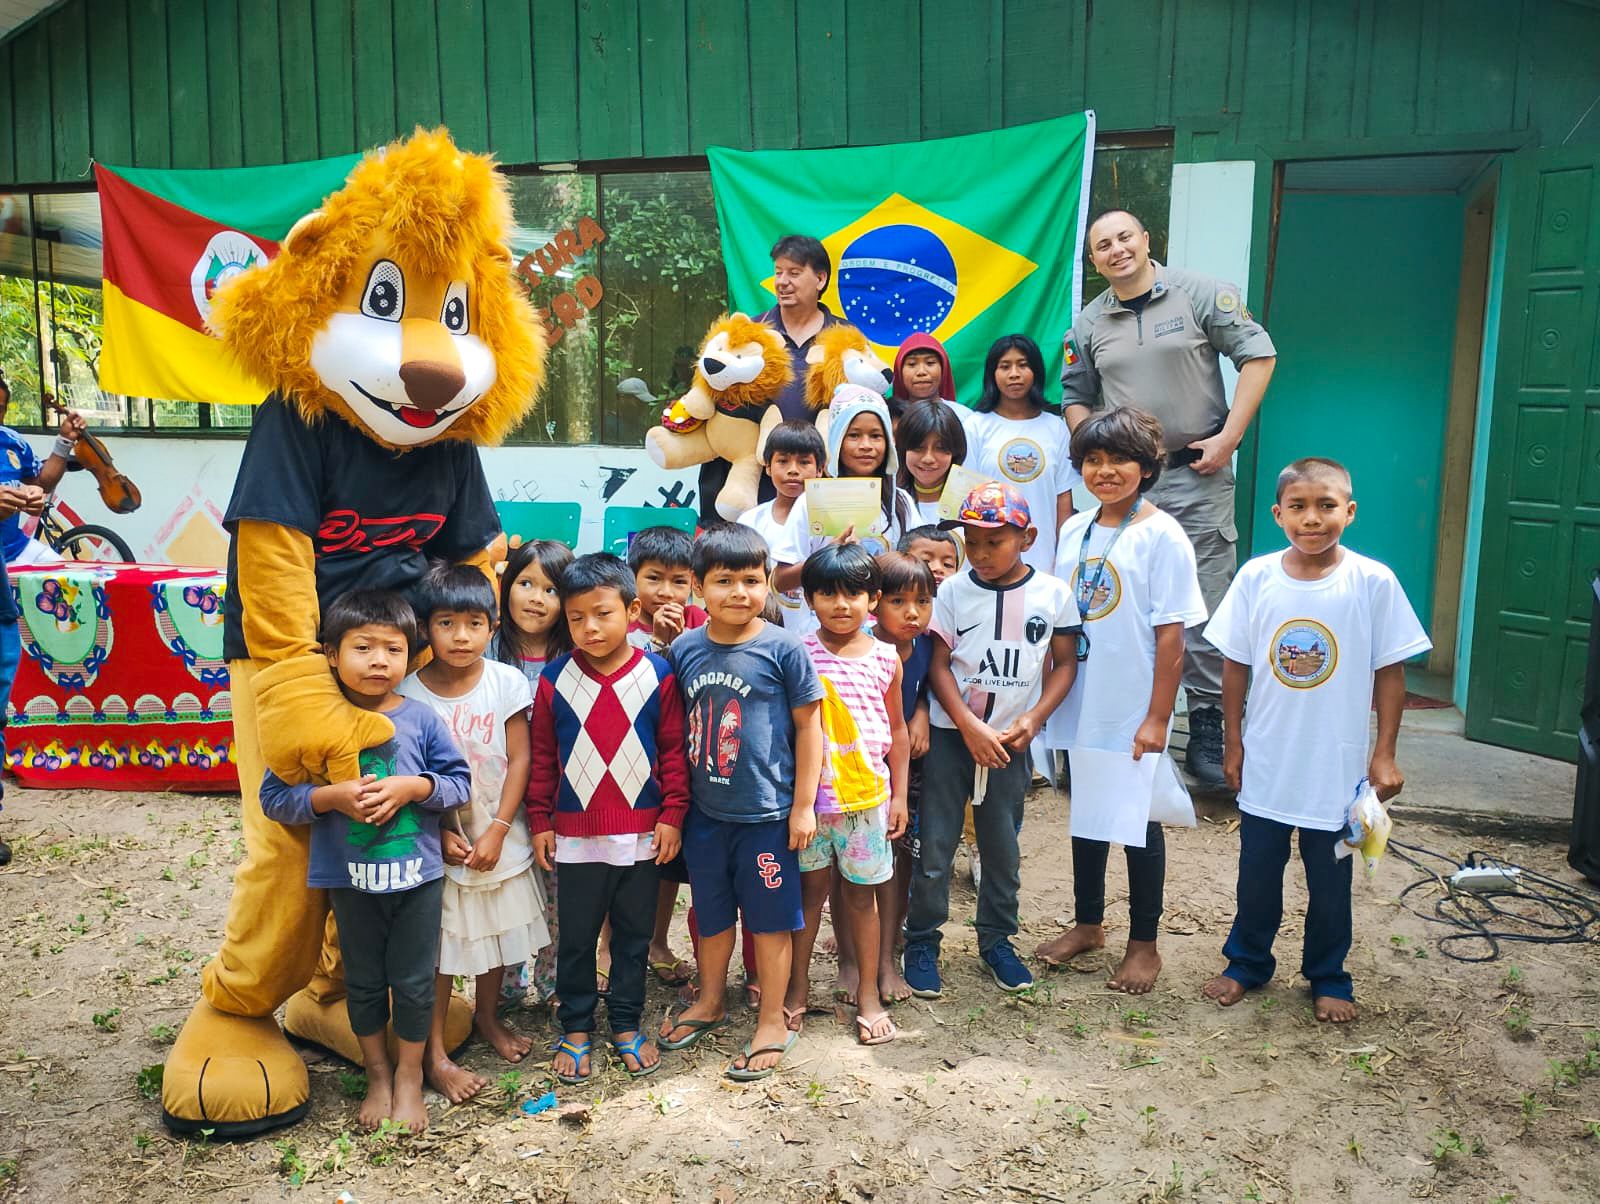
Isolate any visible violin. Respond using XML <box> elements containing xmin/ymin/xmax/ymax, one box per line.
<box><xmin>43</xmin><ymin>394</ymin><xmax>142</xmax><ymax>515</ymax></box>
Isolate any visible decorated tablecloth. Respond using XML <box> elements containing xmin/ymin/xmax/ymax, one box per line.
<box><xmin>5</xmin><ymin>564</ymin><xmax>237</xmax><ymax>791</ymax></box>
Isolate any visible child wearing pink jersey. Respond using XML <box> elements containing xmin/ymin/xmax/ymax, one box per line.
<box><xmin>785</xmin><ymin>543</ymin><xmax>908</xmax><ymax>1045</ymax></box>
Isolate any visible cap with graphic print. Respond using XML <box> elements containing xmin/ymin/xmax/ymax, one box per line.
<box><xmin>941</xmin><ymin>480</ymin><xmax>1033</xmax><ymax>530</ymax></box>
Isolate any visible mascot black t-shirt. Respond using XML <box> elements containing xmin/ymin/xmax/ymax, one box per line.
<box><xmin>223</xmin><ymin>396</ymin><xmax>501</xmax><ymax>661</ymax></box>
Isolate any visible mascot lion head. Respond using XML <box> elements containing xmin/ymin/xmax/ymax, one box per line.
<box><xmin>209</xmin><ymin>127</ymin><xmax>545</xmax><ymax>450</ymax></box>
<box><xmin>804</xmin><ymin>325</ymin><xmax>892</xmax><ymax>410</ymax></box>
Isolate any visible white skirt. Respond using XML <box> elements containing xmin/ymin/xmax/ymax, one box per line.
<box><xmin>439</xmin><ymin>869</ymin><xmax>552</xmax><ymax>979</ymax></box>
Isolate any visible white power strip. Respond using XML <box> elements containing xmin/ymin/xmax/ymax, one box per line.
<box><xmin>1449</xmin><ymin>866</ymin><xmax>1524</xmax><ymax>892</ymax></box>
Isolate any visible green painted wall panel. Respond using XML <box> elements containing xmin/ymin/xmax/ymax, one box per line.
<box><xmin>577</xmin><ymin>0</ymin><xmax>642</xmax><ymax>160</ymax></box>
<box><xmin>238</xmin><ymin>0</ymin><xmax>284</xmax><ymax>164</ymax></box>
<box><xmin>13</xmin><ymin>24</ymin><xmax>55</xmax><ymax>181</ymax></box>
<box><xmin>86</xmin><ymin>0</ymin><xmax>133</xmax><ymax>166</ymax></box>
<box><xmin>164</xmin><ymin>0</ymin><xmax>208</xmax><ymax>168</ymax></box>
<box><xmin>845</xmin><ymin>0</ymin><xmax>919</xmax><ymax>147</ymax></box>
<box><xmin>0</xmin><ymin>48</ymin><xmax>14</xmax><ymax>182</ymax></box>
<box><xmin>203</xmin><ymin>0</ymin><xmax>242</xmax><ymax>166</ymax></box>
<box><xmin>392</xmin><ymin>0</ymin><xmax>443</xmax><ymax>131</ymax></box>
<box><xmin>530</xmin><ymin>0</ymin><xmax>579</xmax><ymax>161</ymax></box>
<box><xmin>437</xmin><ymin>0</ymin><xmax>489</xmax><ymax>151</ymax></box>
<box><xmin>638</xmin><ymin>0</ymin><xmax>689</xmax><ymax>156</ymax></box>
<box><xmin>794</xmin><ymin>0</ymin><xmax>846</xmax><ymax>148</ymax></box>
<box><xmin>685</xmin><ymin>0</ymin><xmax>750</xmax><ymax>151</ymax></box>
<box><xmin>746</xmin><ymin>0</ymin><xmax>799</xmax><ymax>150</ymax></box>
<box><xmin>352</xmin><ymin>0</ymin><xmax>397</xmax><ymax>149</ymax></box>
<box><xmin>314</xmin><ymin>0</ymin><xmax>357</xmax><ymax>155</ymax></box>
<box><xmin>49</xmin><ymin>7</ymin><xmax>92</xmax><ymax>179</ymax></box>
<box><xmin>484</xmin><ymin>1</ymin><xmax>536</xmax><ymax>162</ymax></box>
<box><xmin>4</xmin><ymin>0</ymin><xmax>1600</xmax><ymax>182</ymax></box>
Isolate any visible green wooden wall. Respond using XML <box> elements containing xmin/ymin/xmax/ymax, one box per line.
<box><xmin>3</xmin><ymin>0</ymin><xmax>1599</xmax><ymax>184</ymax></box>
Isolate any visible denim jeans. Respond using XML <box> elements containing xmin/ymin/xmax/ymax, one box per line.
<box><xmin>1220</xmin><ymin>811</ymin><xmax>1354</xmax><ymax>1001</ymax></box>
<box><xmin>905</xmin><ymin>727</ymin><xmax>1030</xmax><ymax>956</ymax></box>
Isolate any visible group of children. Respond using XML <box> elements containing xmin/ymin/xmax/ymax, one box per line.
<box><xmin>265</xmin><ymin>327</ymin><xmax>1429</xmax><ymax>1135</ymax></box>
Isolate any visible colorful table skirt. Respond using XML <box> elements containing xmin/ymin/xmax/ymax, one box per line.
<box><xmin>6</xmin><ymin>564</ymin><xmax>237</xmax><ymax>791</ymax></box>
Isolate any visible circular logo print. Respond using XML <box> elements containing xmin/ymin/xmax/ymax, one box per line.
<box><xmin>1271</xmin><ymin>619</ymin><xmax>1338</xmax><ymax>688</ymax></box>
<box><xmin>998</xmin><ymin>437</ymin><xmax>1044</xmax><ymax>484</ymax></box>
<box><xmin>838</xmin><ymin>224</ymin><xmax>957</xmax><ymax>344</ymax></box>
<box><xmin>1075</xmin><ymin>558</ymin><xmax>1122</xmax><ymax>621</ymax></box>
<box><xmin>190</xmin><ymin>231</ymin><xmax>268</xmax><ymax>322</ymax></box>
<box><xmin>1025</xmin><ymin>615</ymin><xmax>1048</xmax><ymax>645</ymax></box>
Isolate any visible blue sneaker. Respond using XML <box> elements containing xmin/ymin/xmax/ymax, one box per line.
<box><xmin>903</xmin><ymin>941</ymin><xmax>943</xmax><ymax>999</ymax></box>
<box><xmin>981</xmin><ymin>940</ymin><xmax>1035</xmax><ymax>993</ymax></box>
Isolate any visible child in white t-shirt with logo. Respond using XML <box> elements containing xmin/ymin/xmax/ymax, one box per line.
<box><xmin>739</xmin><ymin>420</ymin><xmax>827</xmax><ymax>630</ymax></box>
<box><xmin>1201</xmin><ymin>457</ymin><xmax>1430</xmax><ymax>1023</ymax></box>
<box><xmin>1039</xmin><ymin>408</ymin><xmax>1207</xmax><ymax>996</ymax></box>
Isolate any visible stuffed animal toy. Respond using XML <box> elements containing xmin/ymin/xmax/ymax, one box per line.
<box><xmin>160</xmin><ymin>128</ymin><xmax>544</xmax><ymax>1137</ymax></box>
<box><xmin>644</xmin><ymin>312</ymin><xmax>793</xmax><ymax>520</ymax></box>
<box><xmin>801</xmin><ymin>324</ymin><xmax>892</xmax><ymax>450</ymax></box>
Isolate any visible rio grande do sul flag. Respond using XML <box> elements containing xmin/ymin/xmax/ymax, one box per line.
<box><xmin>94</xmin><ymin>154</ymin><xmax>360</xmax><ymax>406</ymax></box>
<box><xmin>707</xmin><ymin>112</ymin><xmax>1096</xmax><ymax>402</ymax></box>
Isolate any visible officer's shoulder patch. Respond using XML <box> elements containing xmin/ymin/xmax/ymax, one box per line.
<box><xmin>1215</xmin><ymin>288</ymin><xmax>1238</xmax><ymax>314</ymax></box>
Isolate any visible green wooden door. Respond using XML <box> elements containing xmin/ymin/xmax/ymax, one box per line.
<box><xmin>1466</xmin><ymin>148</ymin><xmax>1600</xmax><ymax>761</ymax></box>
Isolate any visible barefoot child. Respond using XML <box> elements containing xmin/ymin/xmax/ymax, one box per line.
<box><xmin>896</xmin><ymin>399</ymin><xmax>969</xmax><ymax>525</ymax></box>
<box><xmin>740</xmin><ymin>419</ymin><xmax>827</xmax><ymax>629</ymax></box>
<box><xmin>903</xmin><ymin>483</ymin><xmax>1078</xmax><ymax>998</ymax></box>
<box><xmin>1038</xmin><ymin>409</ymin><xmax>1206</xmax><ymax>995</ymax></box>
<box><xmin>871</xmin><ymin>551</ymin><xmax>936</xmax><ymax>1005</ymax></box>
<box><xmin>260</xmin><ymin>591</ymin><xmax>470</xmax><ymax>1134</ymax></box>
<box><xmin>788</xmin><ymin>544</ymin><xmax>908</xmax><ymax>1045</ymax></box>
<box><xmin>659</xmin><ymin>524</ymin><xmax>824</xmax><ymax>1081</ymax></box>
<box><xmin>527</xmin><ymin>554</ymin><xmax>688</xmax><ymax>1082</ymax></box>
<box><xmin>399</xmin><ymin>566</ymin><xmax>549</xmax><ymax>1102</ymax></box>
<box><xmin>1201</xmin><ymin>458</ymin><xmax>1429</xmax><ymax>1023</ymax></box>
<box><xmin>491</xmin><ymin>540</ymin><xmax>572</xmax><ymax>1010</ymax></box>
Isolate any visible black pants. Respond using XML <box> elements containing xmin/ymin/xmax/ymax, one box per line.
<box><xmin>1072</xmin><ymin>824</ymin><xmax>1166</xmax><ymax>943</ymax></box>
<box><xmin>328</xmin><ymin>876</ymin><xmax>444</xmax><ymax>1043</ymax></box>
<box><xmin>556</xmin><ymin>858</ymin><xmax>659</xmax><ymax>1035</ymax></box>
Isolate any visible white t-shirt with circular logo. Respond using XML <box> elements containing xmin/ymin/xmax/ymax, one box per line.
<box><xmin>962</xmin><ymin>409</ymin><xmax>1081</xmax><ymax>577</ymax></box>
<box><xmin>1204</xmin><ymin>549</ymin><xmax>1431</xmax><ymax>831</ymax></box>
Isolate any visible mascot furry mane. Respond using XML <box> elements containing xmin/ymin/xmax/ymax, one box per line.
<box><xmin>210</xmin><ymin>127</ymin><xmax>543</xmax><ymax>450</ymax></box>
<box><xmin>804</xmin><ymin>324</ymin><xmax>892</xmax><ymax>410</ymax></box>
<box><xmin>693</xmin><ymin>313</ymin><xmax>791</xmax><ymax>412</ymax></box>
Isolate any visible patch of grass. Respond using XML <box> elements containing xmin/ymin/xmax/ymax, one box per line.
<box><xmin>273</xmin><ymin>1138</ymin><xmax>307</xmax><ymax>1187</ymax></box>
<box><xmin>1066</xmin><ymin>1106</ymin><xmax>1088</xmax><ymax>1134</ymax></box>
<box><xmin>133</xmin><ymin>1132</ymin><xmax>153</xmax><ymax>1154</ymax></box>
<box><xmin>805</xmin><ymin>1079</ymin><xmax>826</xmax><ymax>1106</ymax></box>
<box><xmin>0</xmin><ymin>1158</ymin><xmax>17</xmax><ymax>1185</ymax></box>
<box><xmin>1346</xmin><ymin>1135</ymin><xmax>1363</xmax><ymax>1162</ymax></box>
<box><xmin>322</xmin><ymin>1131</ymin><xmax>354</xmax><ymax>1174</ymax></box>
<box><xmin>1501</xmin><ymin>965</ymin><xmax>1525</xmax><ymax>990</ymax></box>
<box><xmin>497</xmin><ymin>1069</ymin><xmax>522</xmax><ymax>1109</ymax></box>
<box><xmin>91</xmin><ymin>1008</ymin><xmax>122</xmax><ymax>1032</ymax></box>
<box><xmin>337</xmin><ymin>1070</ymin><xmax>367</xmax><ymax>1100</ymax></box>
<box><xmin>367</xmin><ymin>1118</ymin><xmax>408</xmax><ymax>1166</ymax></box>
<box><xmin>148</xmin><ymin>1024</ymin><xmax>178</xmax><ymax>1045</ymax></box>
<box><xmin>135</xmin><ymin>1064</ymin><xmax>163</xmax><ymax>1100</ymax></box>
<box><xmin>1505</xmin><ymin>1005</ymin><xmax>1533</xmax><ymax>1039</ymax></box>
<box><xmin>1429</xmin><ymin>1128</ymin><xmax>1484</xmax><ymax>1166</ymax></box>
<box><xmin>1139</xmin><ymin>1103</ymin><xmax>1158</xmax><ymax>1146</ymax></box>
<box><xmin>1585</xmin><ymin>1121</ymin><xmax>1600</xmax><ymax>1142</ymax></box>
<box><xmin>1549</xmin><ymin>1058</ymin><xmax>1581</xmax><ymax>1090</ymax></box>
<box><xmin>1157</xmin><ymin>1161</ymin><xmax>1184</xmax><ymax>1200</ymax></box>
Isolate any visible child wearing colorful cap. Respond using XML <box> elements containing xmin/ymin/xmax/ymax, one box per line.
<box><xmin>902</xmin><ymin>482</ymin><xmax>1080</xmax><ymax>998</ymax></box>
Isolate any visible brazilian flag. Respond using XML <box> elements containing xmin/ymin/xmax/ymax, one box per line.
<box><xmin>707</xmin><ymin>112</ymin><xmax>1096</xmax><ymax>404</ymax></box>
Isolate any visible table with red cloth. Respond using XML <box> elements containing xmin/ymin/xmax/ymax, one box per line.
<box><xmin>5</xmin><ymin>563</ymin><xmax>237</xmax><ymax>791</ymax></box>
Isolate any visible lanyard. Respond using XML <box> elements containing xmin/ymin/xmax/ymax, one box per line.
<box><xmin>1074</xmin><ymin>497</ymin><xmax>1142</xmax><ymax>660</ymax></box>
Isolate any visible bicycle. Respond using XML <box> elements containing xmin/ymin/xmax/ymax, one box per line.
<box><xmin>34</xmin><ymin>491</ymin><xmax>135</xmax><ymax>562</ymax></box>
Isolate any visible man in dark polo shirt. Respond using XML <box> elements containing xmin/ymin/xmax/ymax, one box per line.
<box><xmin>698</xmin><ymin>235</ymin><xmax>844</xmax><ymax>522</ymax></box>
<box><xmin>1062</xmin><ymin>209</ymin><xmax>1277</xmax><ymax>789</ymax></box>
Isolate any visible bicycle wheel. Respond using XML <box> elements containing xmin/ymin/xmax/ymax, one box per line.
<box><xmin>54</xmin><ymin>524</ymin><xmax>134</xmax><ymax>563</ymax></box>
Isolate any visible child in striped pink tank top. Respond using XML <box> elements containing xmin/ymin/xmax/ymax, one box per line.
<box><xmin>785</xmin><ymin>544</ymin><xmax>909</xmax><ymax>1046</ymax></box>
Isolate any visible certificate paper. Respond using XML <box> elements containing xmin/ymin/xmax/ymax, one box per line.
<box><xmin>1066</xmin><ymin>747</ymin><xmax>1160</xmax><ymax>847</ymax></box>
<box><xmin>937</xmin><ymin>464</ymin><xmax>1000</xmax><ymax>522</ymax></box>
<box><xmin>806</xmin><ymin>477</ymin><xmax>883</xmax><ymax>538</ymax></box>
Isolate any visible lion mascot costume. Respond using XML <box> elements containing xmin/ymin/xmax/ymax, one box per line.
<box><xmin>160</xmin><ymin>128</ymin><xmax>544</xmax><ymax>1136</ymax></box>
<box><xmin>643</xmin><ymin>313</ymin><xmax>792</xmax><ymax>520</ymax></box>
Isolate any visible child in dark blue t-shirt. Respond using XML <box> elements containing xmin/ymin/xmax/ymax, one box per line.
<box><xmin>870</xmin><ymin>552</ymin><xmax>937</xmax><ymax>1005</ymax></box>
<box><xmin>261</xmin><ymin>590</ymin><xmax>469</xmax><ymax>1135</ymax></box>
<box><xmin>658</xmin><ymin>525</ymin><xmax>823</xmax><ymax>1083</ymax></box>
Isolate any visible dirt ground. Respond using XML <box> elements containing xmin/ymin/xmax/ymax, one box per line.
<box><xmin>1</xmin><ymin>783</ymin><xmax>1598</xmax><ymax>1204</ymax></box>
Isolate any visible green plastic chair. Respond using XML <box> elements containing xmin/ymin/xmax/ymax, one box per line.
<box><xmin>495</xmin><ymin>501</ymin><xmax>582</xmax><ymax>549</ymax></box>
<box><xmin>601</xmin><ymin>505</ymin><xmax>698</xmax><ymax>558</ymax></box>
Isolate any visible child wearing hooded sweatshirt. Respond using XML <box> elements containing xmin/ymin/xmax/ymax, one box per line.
<box><xmin>771</xmin><ymin>385</ymin><xmax>918</xmax><ymax>639</ymax></box>
<box><xmin>890</xmin><ymin>333</ymin><xmax>964</xmax><ymax>421</ymax></box>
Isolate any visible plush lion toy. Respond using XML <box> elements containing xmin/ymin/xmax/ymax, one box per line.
<box><xmin>802</xmin><ymin>324</ymin><xmax>892</xmax><ymax>449</ymax></box>
<box><xmin>160</xmin><ymin>128</ymin><xmax>544</xmax><ymax>1136</ymax></box>
<box><xmin>643</xmin><ymin>313</ymin><xmax>792</xmax><ymax>520</ymax></box>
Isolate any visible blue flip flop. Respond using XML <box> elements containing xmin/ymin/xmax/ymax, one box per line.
<box><xmin>554</xmin><ymin>1036</ymin><xmax>592</xmax><ymax>1085</ymax></box>
<box><xmin>611</xmin><ymin>1032</ymin><xmax>661</xmax><ymax>1079</ymax></box>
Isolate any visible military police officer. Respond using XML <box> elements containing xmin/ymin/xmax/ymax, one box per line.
<box><xmin>1062</xmin><ymin>210</ymin><xmax>1276</xmax><ymax>789</ymax></box>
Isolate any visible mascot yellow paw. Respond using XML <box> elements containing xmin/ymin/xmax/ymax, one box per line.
<box><xmin>162</xmin><ymin>1001</ymin><xmax>310</xmax><ymax>1136</ymax></box>
<box><xmin>255</xmin><ymin>653</ymin><xmax>398</xmax><ymax>784</ymax></box>
<box><xmin>282</xmin><ymin>987</ymin><xmax>473</xmax><ymax>1064</ymax></box>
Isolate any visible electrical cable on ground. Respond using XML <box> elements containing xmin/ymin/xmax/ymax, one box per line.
<box><xmin>1383</xmin><ymin>837</ymin><xmax>1600</xmax><ymax>963</ymax></box>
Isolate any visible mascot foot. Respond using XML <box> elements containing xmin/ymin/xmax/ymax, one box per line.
<box><xmin>161</xmin><ymin>1001</ymin><xmax>310</xmax><ymax>1137</ymax></box>
<box><xmin>283</xmin><ymin>987</ymin><xmax>473</xmax><ymax>1065</ymax></box>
